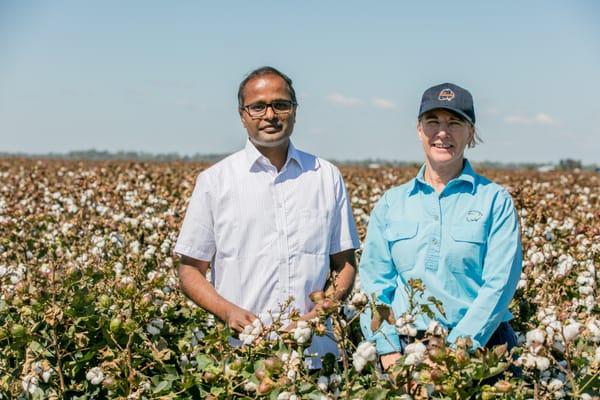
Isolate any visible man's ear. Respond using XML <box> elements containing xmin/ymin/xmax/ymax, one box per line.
<box><xmin>239</xmin><ymin>109</ymin><xmax>247</xmax><ymax>128</ymax></box>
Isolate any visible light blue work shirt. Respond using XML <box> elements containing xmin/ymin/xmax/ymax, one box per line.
<box><xmin>359</xmin><ymin>160</ymin><xmax>522</xmax><ymax>354</ymax></box>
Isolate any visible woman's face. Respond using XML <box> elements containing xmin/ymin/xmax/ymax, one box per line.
<box><xmin>417</xmin><ymin>109</ymin><xmax>475</xmax><ymax>169</ymax></box>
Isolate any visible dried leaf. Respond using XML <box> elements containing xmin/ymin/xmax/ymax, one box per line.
<box><xmin>370</xmin><ymin>303</ymin><xmax>395</xmax><ymax>332</ymax></box>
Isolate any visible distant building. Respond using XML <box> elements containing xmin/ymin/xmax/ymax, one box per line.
<box><xmin>536</xmin><ymin>164</ymin><xmax>555</xmax><ymax>172</ymax></box>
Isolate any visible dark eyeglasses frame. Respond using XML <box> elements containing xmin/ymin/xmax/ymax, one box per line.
<box><xmin>242</xmin><ymin>100</ymin><xmax>297</xmax><ymax>118</ymax></box>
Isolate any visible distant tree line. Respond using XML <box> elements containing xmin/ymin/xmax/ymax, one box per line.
<box><xmin>0</xmin><ymin>150</ymin><xmax>228</xmax><ymax>163</ymax></box>
<box><xmin>558</xmin><ymin>158</ymin><xmax>582</xmax><ymax>171</ymax></box>
<box><xmin>0</xmin><ymin>150</ymin><xmax>597</xmax><ymax>171</ymax></box>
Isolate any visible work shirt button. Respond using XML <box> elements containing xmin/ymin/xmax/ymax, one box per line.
<box><xmin>433</xmin><ymin>215</ymin><xmax>439</xmax><ymax>221</ymax></box>
<box><xmin>432</xmin><ymin>239</ymin><xmax>438</xmax><ymax>245</ymax></box>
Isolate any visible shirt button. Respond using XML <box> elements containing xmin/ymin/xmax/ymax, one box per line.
<box><xmin>432</xmin><ymin>239</ymin><xmax>438</xmax><ymax>245</ymax></box>
<box><xmin>433</xmin><ymin>215</ymin><xmax>439</xmax><ymax>221</ymax></box>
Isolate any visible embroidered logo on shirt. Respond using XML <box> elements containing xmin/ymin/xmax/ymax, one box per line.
<box><xmin>466</xmin><ymin>210</ymin><xmax>483</xmax><ymax>222</ymax></box>
<box><xmin>438</xmin><ymin>88</ymin><xmax>455</xmax><ymax>102</ymax></box>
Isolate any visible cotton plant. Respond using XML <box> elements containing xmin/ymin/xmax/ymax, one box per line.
<box><xmin>516</xmin><ymin>318</ymin><xmax>600</xmax><ymax>397</ymax></box>
<box><xmin>367</xmin><ymin>279</ymin><xmax>526</xmax><ymax>399</ymax></box>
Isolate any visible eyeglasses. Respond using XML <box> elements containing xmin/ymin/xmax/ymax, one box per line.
<box><xmin>242</xmin><ymin>100</ymin><xmax>296</xmax><ymax>118</ymax></box>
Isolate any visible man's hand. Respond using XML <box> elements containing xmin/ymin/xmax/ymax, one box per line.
<box><xmin>224</xmin><ymin>305</ymin><xmax>259</xmax><ymax>333</ymax></box>
<box><xmin>178</xmin><ymin>256</ymin><xmax>257</xmax><ymax>333</ymax></box>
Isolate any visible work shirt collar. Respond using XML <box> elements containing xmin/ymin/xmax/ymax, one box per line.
<box><xmin>412</xmin><ymin>159</ymin><xmax>477</xmax><ymax>195</ymax></box>
<box><xmin>243</xmin><ymin>139</ymin><xmax>304</xmax><ymax>172</ymax></box>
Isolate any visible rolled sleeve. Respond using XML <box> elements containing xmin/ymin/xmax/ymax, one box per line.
<box><xmin>447</xmin><ymin>190</ymin><xmax>522</xmax><ymax>348</ymax></box>
<box><xmin>359</xmin><ymin>197</ymin><xmax>402</xmax><ymax>354</ymax></box>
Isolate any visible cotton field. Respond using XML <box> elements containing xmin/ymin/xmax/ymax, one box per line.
<box><xmin>0</xmin><ymin>158</ymin><xmax>598</xmax><ymax>399</ymax></box>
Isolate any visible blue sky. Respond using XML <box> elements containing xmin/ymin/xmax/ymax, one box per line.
<box><xmin>1</xmin><ymin>1</ymin><xmax>598</xmax><ymax>164</ymax></box>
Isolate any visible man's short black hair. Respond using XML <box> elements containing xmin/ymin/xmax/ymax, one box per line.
<box><xmin>237</xmin><ymin>66</ymin><xmax>297</xmax><ymax>108</ymax></box>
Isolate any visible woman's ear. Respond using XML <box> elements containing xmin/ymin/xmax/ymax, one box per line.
<box><xmin>468</xmin><ymin>124</ymin><xmax>475</xmax><ymax>145</ymax></box>
<box><xmin>416</xmin><ymin>120</ymin><xmax>424</xmax><ymax>142</ymax></box>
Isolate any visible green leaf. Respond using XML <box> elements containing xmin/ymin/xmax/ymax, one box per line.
<box><xmin>152</xmin><ymin>379</ymin><xmax>172</xmax><ymax>394</ymax></box>
<box><xmin>210</xmin><ymin>386</ymin><xmax>225</xmax><ymax>396</ymax></box>
<box><xmin>195</xmin><ymin>353</ymin><xmax>214</xmax><ymax>370</ymax></box>
<box><xmin>364</xmin><ymin>387</ymin><xmax>390</xmax><ymax>400</ymax></box>
<box><xmin>28</xmin><ymin>340</ymin><xmax>53</xmax><ymax>357</ymax></box>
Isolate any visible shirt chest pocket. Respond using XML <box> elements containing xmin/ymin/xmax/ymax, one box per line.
<box><xmin>383</xmin><ymin>221</ymin><xmax>419</xmax><ymax>272</ymax></box>
<box><xmin>298</xmin><ymin>208</ymin><xmax>332</xmax><ymax>255</ymax></box>
<box><xmin>448</xmin><ymin>224</ymin><xmax>487</xmax><ymax>274</ymax></box>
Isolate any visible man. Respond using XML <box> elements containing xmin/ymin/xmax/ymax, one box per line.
<box><xmin>174</xmin><ymin>66</ymin><xmax>359</xmax><ymax>368</ymax></box>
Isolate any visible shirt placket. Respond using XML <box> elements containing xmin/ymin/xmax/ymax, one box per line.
<box><xmin>424</xmin><ymin>191</ymin><xmax>442</xmax><ymax>270</ymax></box>
<box><xmin>273</xmin><ymin>172</ymin><xmax>291</xmax><ymax>309</ymax></box>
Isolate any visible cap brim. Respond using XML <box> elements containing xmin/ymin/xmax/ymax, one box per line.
<box><xmin>418</xmin><ymin>105</ymin><xmax>474</xmax><ymax>124</ymax></box>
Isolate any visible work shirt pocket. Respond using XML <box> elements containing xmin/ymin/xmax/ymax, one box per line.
<box><xmin>299</xmin><ymin>208</ymin><xmax>332</xmax><ymax>255</ymax></box>
<box><xmin>383</xmin><ymin>221</ymin><xmax>419</xmax><ymax>272</ymax></box>
<box><xmin>448</xmin><ymin>224</ymin><xmax>487</xmax><ymax>275</ymax></box>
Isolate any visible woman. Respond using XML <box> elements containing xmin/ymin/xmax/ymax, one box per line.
<box><xmin>359</xmin><ymin>83</ymin><xmax>522</xmax><ymax>372</ymax></box>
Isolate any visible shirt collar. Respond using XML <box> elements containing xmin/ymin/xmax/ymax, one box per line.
<box><xmin>243</xmin><ymin>139</ymin><xmax>304</xmax><ymax>172</ymax></box>
<box><xmin>412</xmin><ymin>159</ymin><xmax>476</xmax><ymax>195</ymax></box>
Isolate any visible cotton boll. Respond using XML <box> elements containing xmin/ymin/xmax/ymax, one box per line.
<box><xmin>404</xmin><ymin>353</ymin><xmax>422</xmax><ymax>366</ymax></box>
<box><xmin>563</xmin><ymin>322</ymin><xmax>581</xmax><ymax>342</ymax></box>
<box><xmin>396</xmin><ymin>313</ymin><xmax>418</xmax><ymax>337</ymax></box>
<box><xmin>278</xmin><ymin>392</ymin><xmax>297</xmax><ymax>400</ymax></box>
<box><xmin>426</xmin><ymin>320</ymin><xmax>448</xmax><ymax>337</ymax></box>
<box><xmin>21</xmin><ymin>374</ymin><xmax>39</xmax><ymax>394</ymax></box>
<box><xmin>146</xmin><ymin>318</ymin><xmax>164</xmax><ymax>336</ymax></box>
<box><xmin>243</xmin><ymin>380</ymin><xmax>257</xmax><ymax>393</ymax></box>
<box><xmin>352</xmin><ymin>356</ymin><xmax>367</xmax><ymax>372</ymax></box>
<box><xmin>352</xmin><ymin>341</ymin><xmax>377</xmax><ymax>372</ymax></box>
<box><xmin>516</xmin><ymin>353</ymin><xmax>537</xmax><ymax>369</ymax></box>
<box><xmin>535</xmin><ymin>356</ymin><xmax>551</xmax><ymax>371</ymax></box>
<box><xmin>329</xmin><ymin>373</ymin><xmax>342</xmax><ymax>388</ymax></box>
<box><xmin>526</xmin><ymin>329</ymin><xmax>546</xmax><ymax>354</ymax></box>
<box><xmin>403</xmin><ymin>342</ymin><xmax>426</xmax><ymax>365</ymax></box>
<box><xmin>86</xmin><ymin>367</ymin><xmax>104</xmax><ymax>385</ymax></box>
<box><xmin>546</xmin><ymin>378</ymin><xmax>564</xmax><ymax>392</ymax></box>
<box><xmin>356</xmin><ymin>341</ymin><xmax>377</xmax><ymax>361</ymax></box>
<box><xmin>587</xmin><ymin>320</ymin><xmax>600</xmax><ymax>343</ymax></box>
<box><xmin>350</xmin><ymin>292</ymin><xmax>368</xmax><ymax>308</ymax></box>
<box><xmin>292</xmin><ymin>321</ymin><xmax>312</xmax><ymax>344</ymax></box>
<box><xmin>317</xmin><ymin>376</ymin><xmax>329</xmax><ymax>392</ymax></box>
<box><xmin>41</xmin><ymin>368</ymin><xmax>53</xmax><ymax>383</ymax></box>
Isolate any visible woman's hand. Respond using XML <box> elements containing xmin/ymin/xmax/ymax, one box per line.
<box><xmin>380</xmin><ymin>352</ymin><xmax>402</xmax><ymax>370</ymax></box>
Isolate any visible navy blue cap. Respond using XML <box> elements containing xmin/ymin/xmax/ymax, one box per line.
<box><xmin>418</xmin><ymin>83</ymin><xmax>475</xmax><ymax>124</ymax></box>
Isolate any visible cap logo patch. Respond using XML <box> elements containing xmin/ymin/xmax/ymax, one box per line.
<box><xmin>438</xmin><ymin>88</ymin><xmax>455</xmax><ymax>102</ymax></box>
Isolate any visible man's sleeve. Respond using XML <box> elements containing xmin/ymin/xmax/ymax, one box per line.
<box><xmin>329</xmin><ymin>168</ymin><xmax>360</xmax><ymax>254</ymax></box>
<box><xmin>174</xmin><ymin>173</ymin><xmax>216</xmax><ymax>262</ymax></box>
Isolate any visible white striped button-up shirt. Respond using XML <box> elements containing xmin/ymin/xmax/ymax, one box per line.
<box><xmin>175</xmin><ymin>140</ymin><xmax>359</xmax><ymax>365</ymax></box>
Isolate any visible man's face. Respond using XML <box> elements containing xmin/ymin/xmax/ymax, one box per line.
<box><xmin>239</xmin><ymin>74</ymin><xmax>297</xmax><ymax>149</ymax></box>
